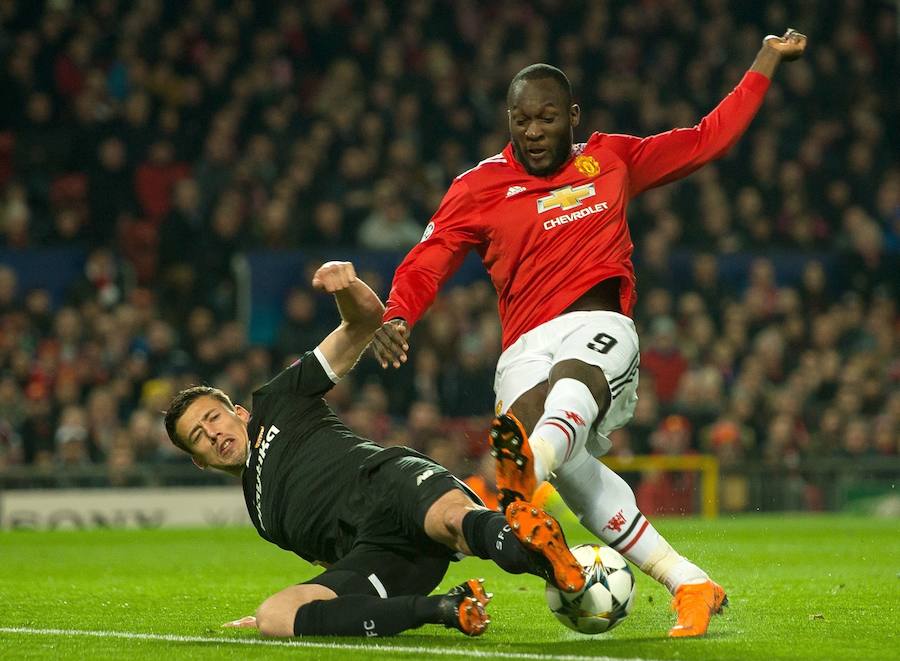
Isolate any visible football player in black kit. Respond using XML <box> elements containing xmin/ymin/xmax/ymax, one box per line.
<box><xmin>164</xmin><ymin>261</ymin><xmax>585</xmax><ymax>639</ymax></box>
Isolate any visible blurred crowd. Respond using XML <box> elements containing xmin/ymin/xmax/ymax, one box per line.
<box><xmin>0</xmin><ymin>1</ymin><xmax>897</xmax><ymax>508</ymax></box>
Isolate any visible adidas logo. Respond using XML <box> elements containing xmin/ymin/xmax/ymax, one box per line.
<box><xmin>416</xmin><ymin>469</ymin><xmax>435</xmax><ymax>486</ymax></box>
<box><xmin>506</xmin><ymin>185</ymin><xmax>527</xmax><ymax>198</ymax></box>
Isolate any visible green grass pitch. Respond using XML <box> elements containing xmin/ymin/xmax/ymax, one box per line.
<box><xmin>1</xmin><ymin>514</ymin><xmax>897</xmax><ymax>660</ymax></box>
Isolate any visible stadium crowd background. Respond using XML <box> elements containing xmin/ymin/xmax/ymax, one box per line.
<box><xmin>0</xmin><ymin>0</ymin><xmax>897</xmax><ymax>512</ymax></box>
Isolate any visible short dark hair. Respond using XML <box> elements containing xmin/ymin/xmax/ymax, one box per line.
<box><xmin>164</xmin><ymin>385</ymin><xmax>235</xmax><ymax>452</ymax></box>
<box><xmin>507</xmin><ymin>63</ymin><xmax>572</xmax><ymax>107</ymax></box>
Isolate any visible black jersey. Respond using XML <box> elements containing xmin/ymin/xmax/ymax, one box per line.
<box><xmin>241</xmin><ymin>349</ymin><xmax>382</xmax><ymax>564</ymax></box>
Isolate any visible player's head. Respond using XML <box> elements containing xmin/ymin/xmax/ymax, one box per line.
<box><xmin>507</xmin><ymin>64</ymin><xmax>580</xmax><ymax>176</ymax></box>
<box><xmin>164</xmin><ymin>385</ymin><xmax>250</xmax><ymax>473</ymax></box>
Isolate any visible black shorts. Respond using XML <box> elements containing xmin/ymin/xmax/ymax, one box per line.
<box><xmin>305</xmin><ymin>446</ymin><xmax>483</xmax><ymax>598</ymax></box>
<box><xmin>305</xmin><ymin>544</ymin><xmax>451</xmax><ymax>598</ymax></box>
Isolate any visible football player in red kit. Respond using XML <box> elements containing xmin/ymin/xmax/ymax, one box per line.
<box><xmin>374</xmin><ymin>30</ymin><xmax>807</xmax><ymax>637</ymax></box>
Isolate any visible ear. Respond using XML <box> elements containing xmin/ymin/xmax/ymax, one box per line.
<box><xmin>570</xmin><ymin>103</ymin><xmax>581</xmax><ymax>128</ymax></box>
<box><xmin>235</xmin><ymin>404</ymin><xmax>250</xmax><ymax>423</ymax></box>
<box><xmin>191</xmin><ymin>455</ymin><xmax>207</xmax><ymax>470</ymax></box>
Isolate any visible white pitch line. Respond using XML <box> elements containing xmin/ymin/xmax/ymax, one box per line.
<box><xmin>0</xmin><ymin>626</ymin><xmax>659</xmax><ymax>661</ymax></box>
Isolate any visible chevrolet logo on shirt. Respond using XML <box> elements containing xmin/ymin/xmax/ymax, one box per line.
<box><xmin>536</xmin><ymin>183</ymin><xmax>596</xmax><ymax>213</ymax></box>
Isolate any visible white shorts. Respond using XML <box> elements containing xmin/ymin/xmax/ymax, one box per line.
<box><xmin>493</xmin><ymin>311</ymin><xmax>640</xmax><ymax>458</ymax></box>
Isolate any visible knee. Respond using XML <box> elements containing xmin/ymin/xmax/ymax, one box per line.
<box><xmin>255</xmin><ymin>597</ymin><xmax>290</xmax><ymax>638</ymax></box>
<box><xmin>255</xmin><ymin>584</ymin><xmax>337</xmax><ymax>637</ymax></box>
<box><xmin>424</xmin><ymin>489</ymin><xmax>476</xmax><ymax>552</ymax></box>
<box><xmin>549</xmin><ymin>360</ymin><xmax>610</xmax><ymax>412</ymax></box>
<box><xmin>441</xmin><ymin>502</ymin><xmax>467</xmax><ymax>540</ymax></box>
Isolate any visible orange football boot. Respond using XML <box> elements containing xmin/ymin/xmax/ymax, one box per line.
<box><xmin>668</xmin><ymin>580</ymin><xmax>728</xmax><ymax>637</ymax></box>
<box><xmin>505</xmin><ymin>501</ymin><xmax>586</xmax><ymax>593</ymax></box>
<box><xmin>489</xmin><ymin>413</ymin><xmax>538</xmax><ymax>511</ymax></box>
<box><xmin>440</xmin><ymin>579</ymin><xmax>492</xmax><ymax>636</ymax></box>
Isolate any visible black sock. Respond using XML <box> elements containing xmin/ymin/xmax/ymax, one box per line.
<box><xmin>293</xmin><ymin>595</ymin><xmax>444</xmax><ymax>637</ymax></box>
<box><xmin>462</xmin><ymin>509</ymin><xmax>532</xmax><ymax>575</ymax></box>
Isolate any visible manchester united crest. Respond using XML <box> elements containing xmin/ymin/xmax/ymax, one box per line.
<box><xmin>574</xmin><ymin>154</ymin><xmax>600</xmax><ymax>177</ymax></box>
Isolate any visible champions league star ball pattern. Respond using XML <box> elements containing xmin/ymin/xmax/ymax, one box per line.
<box><xmin>545</xmin><ymin>543</ymin><xmax>636</xmax><ymax>634</ymax></box>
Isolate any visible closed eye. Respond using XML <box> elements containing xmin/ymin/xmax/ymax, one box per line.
<box><xmin>188</xmin><ymin>408</ymin><xmax>217</xmax><ymax>445</ymax></box>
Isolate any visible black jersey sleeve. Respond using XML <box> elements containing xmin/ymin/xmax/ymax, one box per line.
<box><xmin>256</xmin><ymin>348</ymin><xmax>338</xmax><ymax>399</ymax></box>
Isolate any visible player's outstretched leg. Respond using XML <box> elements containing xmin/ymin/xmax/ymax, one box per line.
<box><xmin>505</xmin><ymin>501</ymin><xmax>586</xmax><ymax>593</ymax></box>
<box><xmin>669</xmin><ymin>580</ymin><xmax>728</xmax><ymax>638</ymax></box>
<box><xmin>288</xmin><ymin>581</ymin><xmax>491</xmax><ymax>638</ymax></box>
<box><xmin>489</xmin><ymin>412</ymin><xmax>538</xmax><ymax>511</ymax></box>
<box><xmin>437</xmin><ymin>578</ymin><xmax>492</xmax><ymax>637</ymax></box>
<box><xmin>461</xmin><ymin>507</ymin><xmax>584</xmax><ymax>593</ymax></box>
<box><xmin>552</xmin><ymin>450</ymin><xmax>727</xmax><ymax>637</ymax></box>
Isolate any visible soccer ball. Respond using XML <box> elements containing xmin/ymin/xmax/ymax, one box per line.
<box><xmin>545</xmin><ymin>543</ymin><xmax>636</xmax><ymax>634</ymax></box>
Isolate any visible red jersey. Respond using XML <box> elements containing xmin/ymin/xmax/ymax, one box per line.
<box><xmin>384</xmin><ymin>71</ymin><xmax>771</xmax><ymax>350</ymax></box>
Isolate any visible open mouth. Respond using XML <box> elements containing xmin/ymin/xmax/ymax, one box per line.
<box><xmin>528</xmin><ymin>147</ymin><xmax>548</xmax><ymax>159</ymax></box>
<box><xmin>219</xmin><ymin>438</ymin><xmax>233</xmax><ymax>457</ymax></box>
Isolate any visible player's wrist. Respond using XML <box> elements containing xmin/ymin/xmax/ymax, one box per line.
<box><xmin>749</xmin><ymin>45</ymin><xmax>781</xmax><ymax>79</ymax></box>
<box><xmin>760</xmin><ymin>42</ymin><xmax>784</xmax><ymax>59</ymax></box>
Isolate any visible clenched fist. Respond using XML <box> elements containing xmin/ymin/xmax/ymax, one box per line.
<box><xmin>312</xmin><ymin>261</ymin><xmax>358</xmax><ymax>294</ymax></box>
<box><xmin>763</xmin><ymin>28</ymin><xmax>807</xmax><ymax>61</ymax></box>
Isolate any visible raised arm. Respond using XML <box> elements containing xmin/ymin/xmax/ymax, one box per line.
<box><xmin>604</xmin><ymin>28</ymin><xmax>807</xmax><ymax>197</ymax></box>
<box><xmin>750</xmin><ymin>28</ymin><xmax>808</xmax><ymax>77</ymax></box>
<box><xmin>313</xmin><ymin>261</ymin><xmax>384</xmax><ymax>379</ymax></box>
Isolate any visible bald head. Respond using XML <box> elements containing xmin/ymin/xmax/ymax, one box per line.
<box><xmin>507</xmin><ymin>64</ymin><xmax>572</xmax><ymax>108</ymax></box>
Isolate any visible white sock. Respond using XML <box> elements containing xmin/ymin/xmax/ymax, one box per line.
<box><xmin>552</xmin><ymin>451</ymin><xmax>709</xmax><ymax>594</ymax></box>
<box><xmin>529</xmin><ymin>378</ymin><xmax>599</xmax><ymax>482</ymax></box>
<box><xmin>640</xmin><ymin>541</ymin><xmax>710</xmax><ymax>593</ymax></box>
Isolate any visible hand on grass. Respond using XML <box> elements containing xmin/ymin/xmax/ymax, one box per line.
<box><xmin>222</xmin><ymin>616</ymin><xmax>257</xmax><ymax>629</ymax></box>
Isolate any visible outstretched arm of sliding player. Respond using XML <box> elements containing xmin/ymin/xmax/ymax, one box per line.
<box><xmin>313</xmin><ymin>261</ymin><xmax>385</xmax><ymax>379</ymax></box>
<box><xmin>604</xmin><ymin>29</ymin><xmax>806</xmax><ymax>198</ymax></box>
<box><xmin>374</xmin><ymin>179</ymin><xmax>484</xmax><ymax>369</ymax></box>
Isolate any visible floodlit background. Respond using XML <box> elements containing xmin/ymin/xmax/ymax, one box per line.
<box><xmin>0</xmin><ymin>0</ymin><xmax>897</xmax><ymax>525</ymax></box>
